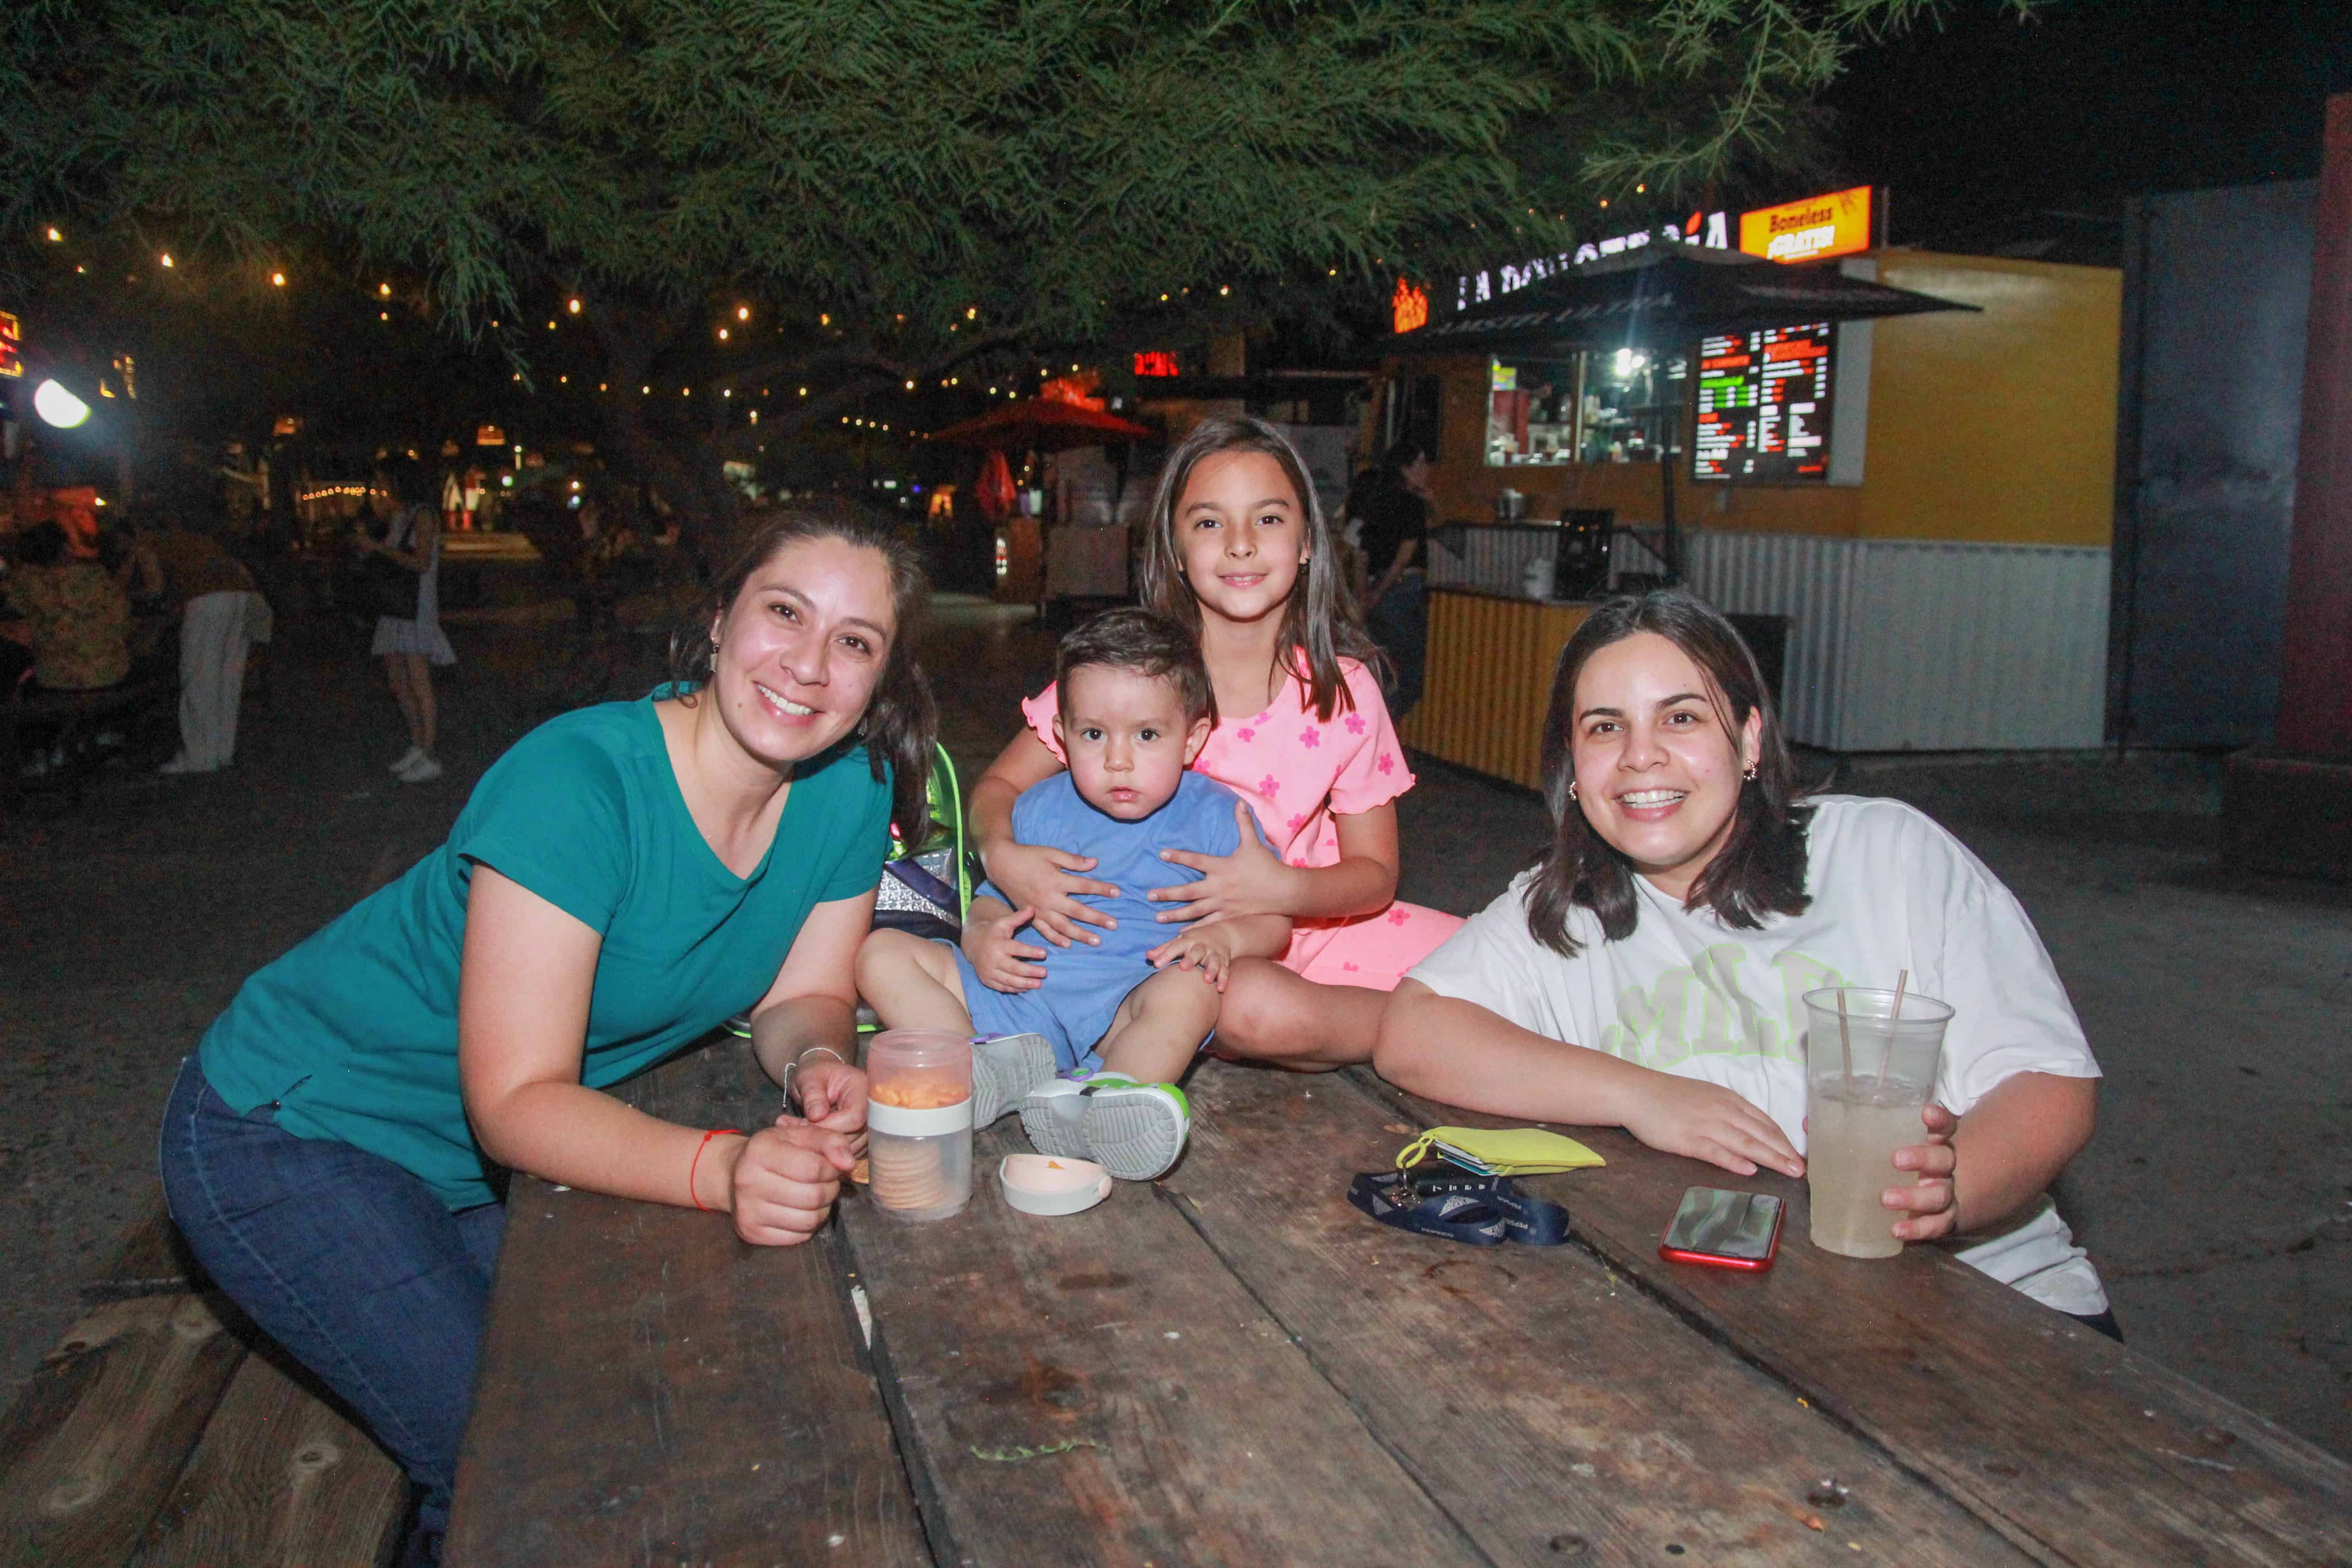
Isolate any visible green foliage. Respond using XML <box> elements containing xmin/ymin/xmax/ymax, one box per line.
<box><xmin>8</xmin><ymin>0</ymin><xmax>1938</xmax><ymax>342</ymax></box>
<box><xmin>3</xmin><ymin>0</ymin><xmax>1956</xmax><ymax>531</ymax></box>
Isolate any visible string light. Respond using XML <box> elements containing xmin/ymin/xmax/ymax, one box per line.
<box><xmin>547</xmin><ymin>320</ymin><xmax>557</xmax><ymax>330</ymax></box>
<box><xmin>45</xmin><ymin>226</ymin><xmax>62</xmax><ymax>242</ymax></box>
<box><xmin>379</xmin><ymin>282</ymin><xmax>392</xmax><ymax>296</ymax></box>
<box><xmin>380</xmin><ymin>311</ymin><xmax>389</xmax><ymax>321</ymax></box>
<box><xmin>819</xmin><ymin>313</ymin><xmax>830</xmax><ymax>326</ymax></box>
<box><xmin>718</xmin><ymin>328</ymin><xmax>729</xmax><ymax>340</ymax></box>
<box><xmin>965</xmin><ymin>306</ymin><xmax>977</xmax><ymax>320</ymax></box>
<box><xmin>270</xmin><ymin>272</ymin><xmax>286</xmax><ymax>287</ymax></box>
<box><xmin>905</xmin><ymin>379</ymin><xmax>915</xmax><ymax>389</ymax></box>
<box><xmin>568</xmin><ymin>298</ymin><xmax>582</xmax><ymax>313</ymax></box>
<box><xmin>736</xmin><ymin>304</ymin><xmax>750</xmax><ymax>321</ymax></box>
<box><xmin>160</xmin><ymin>253</ymin><xmax>175</xmax><ymax>268</ymax></box>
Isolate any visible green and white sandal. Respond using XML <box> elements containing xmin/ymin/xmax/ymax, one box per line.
<box><xmin>1018</xmin><ymin>1073</ymin><xmax>1191</xmax><ymax>1181</ymax></box>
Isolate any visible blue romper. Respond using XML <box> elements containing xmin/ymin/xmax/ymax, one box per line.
<box><xmin>957</xmin><ymin>771</ymin><xmax>1268</xmax><ymax>1072</ymax></box>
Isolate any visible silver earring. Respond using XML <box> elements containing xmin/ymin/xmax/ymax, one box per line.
<box><xmin>1567</xmin><ymin>780</ymin><xmax>1578</xmax><ymax>801</ymax></box>
<box><xmin>1743</xmin><ymin>763</ymin><xmax>1759</xmax><ymax>782</ymax></box>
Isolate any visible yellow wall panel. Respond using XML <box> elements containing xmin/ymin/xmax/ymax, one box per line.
<box><xmin>1864</xmin><ymin>253</ymin><xmax>2120</xmax><ymax>546</ymax></box>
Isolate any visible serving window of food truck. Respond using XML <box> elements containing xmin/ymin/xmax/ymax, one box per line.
<box><xmin>1484</xmin><ymin>350</ymin><xmax>1687</xmax><ymax>468</ymax></box>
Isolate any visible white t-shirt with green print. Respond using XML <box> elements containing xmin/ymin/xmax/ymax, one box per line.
<box><xmin>1409</xmin><ymin>795</ymin><xmax>2107</xmax><ymax>1315</ymax></box>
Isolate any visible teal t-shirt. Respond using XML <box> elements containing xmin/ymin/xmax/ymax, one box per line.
<box><xmin>198</xmin><ymin>692</ymin><xmax>893</xmax><ymax>1209</ymax></box>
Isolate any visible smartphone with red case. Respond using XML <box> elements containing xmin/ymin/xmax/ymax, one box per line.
<box><xmin>1659</xmin><ymin>1186</ymin><xmax>1784</xmax><ymax>1271</ymax></box>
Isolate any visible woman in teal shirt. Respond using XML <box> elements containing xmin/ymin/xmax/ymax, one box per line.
<box><xmin>159</xmin><ymin>509</ymin><xmax>935</xmax><ymax>1567</ymax></box>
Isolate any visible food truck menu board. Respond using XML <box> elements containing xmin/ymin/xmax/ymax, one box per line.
<box><xmin>1693</xmin><ymin>323</ymin><xmax>1836</xmax><ymax>483</ymax></box>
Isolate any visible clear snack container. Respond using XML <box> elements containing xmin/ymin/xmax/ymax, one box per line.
<box><xmin>863</xmin><ymin>1029</ymin><xmax>974</xmax><ymax>1222</ymax></box>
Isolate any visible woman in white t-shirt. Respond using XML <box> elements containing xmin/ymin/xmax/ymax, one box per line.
<box><xmin>1377</xmin><ymin>590</ymin><xmax>2113</xmax><ymax>1328</ymax></box>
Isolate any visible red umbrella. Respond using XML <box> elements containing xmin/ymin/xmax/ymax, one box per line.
<box><xmin>927</xmin><ymin>397</ymin><xmax>1153</xmax><ymax>453</ymax></box>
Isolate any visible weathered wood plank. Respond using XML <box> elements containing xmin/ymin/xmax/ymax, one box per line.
<box><xmin>79</xmin><ymin>1201</ymin><xmax>209</xmax><ymax>1304</ymax></box>
<box><xmin>132</xmin><ymin>1347</ymin><xmax>405</xmax><ymax>1568</ymax></box>
<box><xmin>448</xmin><ymin>1035</ymin><xmax>927</xmax><ymax>1568</ymax></box>
<box><xmin>835</xmin><ymin>1116</ymin><xmax>1486</xmax><ymax>1568</ymax></box>
<box><xmin>0</xmin><ymin>1294</ymin><xmax>248</xmax><ymax>1568</ymax></box>
<box><xmin>1352</xmin><ymin>1070</ymin><xmax>2352</xmax><ymax>1568</ymax></box>
<box><xmin>1166</xmin><ymin>1061</ymin><xmax>2034</xmax><ymax>1567</ymax></box>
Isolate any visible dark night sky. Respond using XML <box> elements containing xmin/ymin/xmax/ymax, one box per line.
<box><xmin>1825</xmin><ymin>0</ymin><xmax>2352</xmax><ymax>250</ymax></box>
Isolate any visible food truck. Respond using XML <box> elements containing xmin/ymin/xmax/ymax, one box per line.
<box><xmin>1373</xmin><ymin>186</ymin><xmax>2122</xmax><ymax>785</ymax></box>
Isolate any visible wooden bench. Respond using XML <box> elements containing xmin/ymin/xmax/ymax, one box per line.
<box><xmin>0</xmin><ymin>1208</ymin><xmax>407</xmax><ymax>1568</ymax></box>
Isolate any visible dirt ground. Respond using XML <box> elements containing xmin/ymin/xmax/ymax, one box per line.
<box><xmin>3</xmin><ymin>586</ymin><xmax>2345</xmax><ymax>1460</ymax></box>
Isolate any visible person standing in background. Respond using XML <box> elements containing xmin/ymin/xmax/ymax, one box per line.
<box><xmin>364</xmin><ymin>456</ymin><xmax>456</xmax><ymax>784</ymax></box>
<box><xmin>149</xmin><ymin>512</ymin><xmax>274</xmax><ymax>776</ymax></box>
<box><xmin>1357</xmin><ymin>442</ymin><xmax>1433</xmax><ymax>723</ymax></box>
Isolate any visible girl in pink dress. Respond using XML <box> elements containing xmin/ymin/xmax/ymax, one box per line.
<box><xmin>968</xmin><ymin>416</ymin><xmax>1463</xmax><ymax>1068</ymax></box>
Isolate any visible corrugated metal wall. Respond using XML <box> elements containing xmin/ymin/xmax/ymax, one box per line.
<box><xmin>1681</xmin><ymin>530</ymin><xmax>2111</xmax><ymax>751</ymax></box>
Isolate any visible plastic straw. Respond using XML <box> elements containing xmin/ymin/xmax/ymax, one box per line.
<box><xmin>1836</xmin><ymin>987</ymin><xmax>1855</xmax><ymax>1089</ymax></box>
<box><xmin>1878</xmin><ymin>970</ymin><xmax>1910</xmax><ymax>1091</ymax></box>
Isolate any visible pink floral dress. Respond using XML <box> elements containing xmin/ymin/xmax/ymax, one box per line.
<box><xmin>1021</xmin><ymin>655</ymin><xmax>1463</xmax><ymax>990</ymax></box>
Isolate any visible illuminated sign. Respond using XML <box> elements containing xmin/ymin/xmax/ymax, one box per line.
<box><xmin>1452</xmin><ymin>212</ymin><xmax>1730</xmax><ymax>312</ymax></box>
<box><xmin>0</xmin><ymin>312</ymin><xmax>20</xmax><ymax>378</ymax></box>
<box><xmin>1693</xmin><ymin>323</ymin><xmax>1837</xmax><ymax>482</ymax></box>
<box><xmin>1132</xmin><ymin>351</ymin><xmax>1180</xmax><ymax>378</ymax></box>
<box><xmin>1392</xmin><ymin>279</ymin><xmax>1429</xmax><ymax>334</ymax></box>
<box><xmin>475</xmin><ymin>423</ymin><xmax>506</xmax><ymax>446</ymax></box>
<box><xmin>1740</xmin><ymin>186</ymin><xmax>1874</xmax><ymax>264</ymax></box>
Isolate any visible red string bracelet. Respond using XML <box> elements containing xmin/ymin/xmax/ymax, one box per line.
<box><xmin>690</xmin><ymin>1128</ymin><xmax>742</xmax><ymax>1212</ymax></box>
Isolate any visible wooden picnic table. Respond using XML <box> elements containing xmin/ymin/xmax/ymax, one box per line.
<box><xmin>448</xmin><ymin>1036</ymin><xmax>2352</xmax><ymax>1568</ymax></box>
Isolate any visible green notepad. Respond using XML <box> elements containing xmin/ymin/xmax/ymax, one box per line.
<box><xmin>1396</xmin><ymin>1126</ymin><xmax>1606</xmax><ymax>1177</ymax></box>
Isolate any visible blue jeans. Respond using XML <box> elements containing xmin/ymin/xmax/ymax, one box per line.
<box><xmin>1367</xmin><ymin>573</ymin><xmax>1427</xmax><ymax>722</ymax></box>
<box><xmin>158</xmin><ymin>1057</ymin><xmax>505</xmax><ymax>1563</ymax></box>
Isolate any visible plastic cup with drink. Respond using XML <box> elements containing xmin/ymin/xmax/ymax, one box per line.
<box><xmin>1801</xmin><ymin>983</ymin><xmax>1953</xmax><ymax>1259</ymax></box>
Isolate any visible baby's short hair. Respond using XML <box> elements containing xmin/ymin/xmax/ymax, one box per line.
<box><xmin>1055</xmin><ymin>608</ymin><xmax>1215</xmax><ymax>727</ymax></box>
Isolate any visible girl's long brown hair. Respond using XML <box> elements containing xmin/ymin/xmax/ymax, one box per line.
<box><xmin>668</xmin><ymin>506</ymin><xmax>939</xmax><ymax>836</ymax></box>
<box><xmin>1524</xmin><ymin>589</ymin><xmax>1812</xmax><ymax>956</ymax></box>
<box><xmin>1134</xmin><ymin>415</ymin><xmax>1381</xmax><ymax>722</ymax></box>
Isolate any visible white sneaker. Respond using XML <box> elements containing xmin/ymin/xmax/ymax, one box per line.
<box><xmin>397</xmin><ymin>755</ymin><xmax>443</xmax><ymax>784</ymax></box>
<box><xmin>390</xmin><ymin>745</ymin><xmax>426</xmax><ymax>774</ymax></box>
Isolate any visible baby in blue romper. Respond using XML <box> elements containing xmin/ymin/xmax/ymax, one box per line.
<box><xmin>856</xmin><ymin>609</ymin><xmax>1292</xmax><ymax>1180</ymax></box>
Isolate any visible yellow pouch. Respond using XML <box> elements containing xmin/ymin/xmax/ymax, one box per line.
<box><xmin>1396</xmin><ymin>1126</ymin><xmax>1605</xmax><ymax>1177</ymax></box>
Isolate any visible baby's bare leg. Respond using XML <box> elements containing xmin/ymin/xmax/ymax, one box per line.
<box><xmin>1093</xmin><ymin>966</ymin><xmax>1222</xmax><ymax>1085</ymax></box>
<box><xmin>855</xmin><ymin>930</ymin><xmax>974</xmax><ymax>1033</ymax></box>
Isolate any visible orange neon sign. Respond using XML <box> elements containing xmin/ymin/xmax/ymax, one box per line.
<box><xmin>1739</xmin><ymin>186</ymin><xmax>1874</xmax><ymax>264</ymax></box>
<box><xmin>0</xmin><ymin>312</ymin><xmax>20</xmax><ymax>379</ymax></box>
<box><xmin>1391</xmin><ymin>278</ymin><xmax>1430</xmax><ymax>334</ymax></box>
